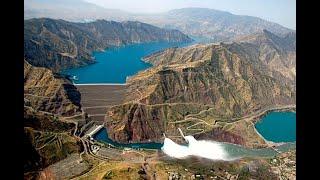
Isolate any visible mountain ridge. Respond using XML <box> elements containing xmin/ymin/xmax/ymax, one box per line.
<box><xmin>143</xmin><ymin>8</ymin><xmax>293</xmax><ymax>41</ymax></box>
<box><xmin>24</xmin><ymin>18</ymin><xmax>192</xmax><ymax>71</ymax></box>
<box><xmin>25</xmin><ymin>1</ymin><xmax>294</xmax><ymax>42</ymax></box>
<box><xmin>104</xmin><ymin>31</ymin><xmax>295</xmax><ymax>147</ymax></box>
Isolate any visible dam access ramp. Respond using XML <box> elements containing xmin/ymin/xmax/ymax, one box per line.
<box><xmin>75</xmin><ymin>84</ymin><xmax>127</xmax><ymax>122</ymax></box>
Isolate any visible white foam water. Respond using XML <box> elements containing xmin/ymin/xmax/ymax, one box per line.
<box><xmin>161</xmin><ymin>135</ymin><xmax>231</xmax><ymax>161</ymax></box>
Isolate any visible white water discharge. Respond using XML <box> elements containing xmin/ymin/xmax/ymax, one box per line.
<box><xmin>161</xmin><ymin>128</ymin><xmax>295</xmax><ymax>161</ymax></box>
<box><xmin>162</xmin><ymin>135</ymin><xmax>232</xmax><ymax>161</ymax></box>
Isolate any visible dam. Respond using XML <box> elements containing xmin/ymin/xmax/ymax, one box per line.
<box><xmin>76</xmin><ymin>84</ymin><xmax>126</xmax><ymax>122</ymax></box>
<box><xmin>84</xmin><ymin>124</ymin><xmax>104</xmax><ymax>138</ymax></box>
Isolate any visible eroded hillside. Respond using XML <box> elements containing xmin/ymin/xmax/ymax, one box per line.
<box><xmin>24</xmin><ymin>60</ymin><xmax>81</xmax><ymax>116</ymax></box>
<box><xmin>105</xmin><ymin>31</ymin><xmax>295</xmax><ymax>148</ymax></box>
<box><xmin>24</xmin><ymin>61</ymin><xmax>84</xmax><ymax>179</ymax></box>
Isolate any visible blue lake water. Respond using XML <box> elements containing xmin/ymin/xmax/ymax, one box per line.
<box><xmin>94</xmin><ymin>128</ymin><xmax>163</xmax><ymax>149</ymax></box>
<box><xmin>94</xmin><ymin>128</ymin><xmax>295</xmax><ymax>158</ymax></box>
<box><xmin>61</xmin><ymin>40</ymin><xmax>197</xmax><ymax>84</ymax></box>
<box><xmin>255</xmin><ymin>111</ymin><xmax>296</xmax><ymax>142</ymax></box>
<box><xmin>93</xmin><ymin>112</ymin><xmax>295</xmax><ymax>156</ymax></box>
<box><xmin>94</xmin><ymin>111</ymin><xmax>296</xmax><ymax>157</ymax></box>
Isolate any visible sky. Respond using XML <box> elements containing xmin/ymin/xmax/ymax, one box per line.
<box><xmin>85</xmin><ymin>0</ymin><xmax>296</xmax><ymax>29</ymax></box>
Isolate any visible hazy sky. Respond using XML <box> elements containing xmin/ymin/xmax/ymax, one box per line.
<box><xmin>85</xmin><ymin>0</ymin><xmax>296</xmax><ymax>29</ymax></box>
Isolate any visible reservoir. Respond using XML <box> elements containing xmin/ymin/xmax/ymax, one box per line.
<box><xmin>62</xmin><ymin>41</ymin><xmax>195</xmax><ymax>84</ymax></box>
<box><xmin>255</xmin><ymin>111</ymin><xmax>296</xmax><ymax>143</ymax></box>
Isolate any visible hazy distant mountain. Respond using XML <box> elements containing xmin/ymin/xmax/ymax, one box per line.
<box><xmin>134</xmin><ymin>8</ymin><xmax>294</xmax><ymax>42</ymax></box>
<box><xmin>24</xmin><ymin>0</ymin><xmax>131</xmax><ymax>22</ymax></box>
<box><xmin>24</xmin><ymin>18</ymin><xmax>191</xmax><ymax>71</ymax></box>
<box><xmin>25</xmin><ymin>1</ymin><xmax>294</xmax><ymax>42</ymax></box>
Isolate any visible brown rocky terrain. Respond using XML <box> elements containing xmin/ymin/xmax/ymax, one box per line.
<box><xmin>24</xmin><ymin>61</ymin><xmax>84</xmax><ymax>179</ymax></box>
<box><xmin>105</xmin><ymin>31</ymin><xmax>295</xmax><ymax>147</ymax></box>
<box><xmin>24</xmin><ymin>60</ymin><xmax>81</xmax><ymax>116</ymax></box>
<box><xmin>24</xmin><ymin>107</ymin><xmax>82</xmax><ymax>179</ymax></box>
<box><xmin>24</xmin><ymin>18</ymin><xmax>192</xmax><ymax>71</ymax></box>
<box><xmin>233</xmin><ymin>30</ymin><xmax>296</xmax><ymax>86</ymax></box>
<box><xmin>69</xmin><ymin>149</ymin><xmax>295</xmax><ymax>180</ymax></box>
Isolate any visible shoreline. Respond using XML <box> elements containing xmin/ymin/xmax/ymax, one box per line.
<box><xmin>251</xmin><ymin>106</ymin><xmax>296</xmax><ymax>124</ymax></box>
<box><xmin>74</xmin><ymin>83</ymin><xmax>127</xmax><ymax>86</ymax></box>
<box><xmin>250</xmin><ymin>105</ymin><xmax>296</xmax><ymax>147</ymax></box>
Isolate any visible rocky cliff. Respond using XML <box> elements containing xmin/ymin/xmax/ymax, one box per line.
<box><xmin>24</xmin><ymin>60</ymin><xmax>84</xmax><ymax>178</ymax></box>
<box><xmin>105</xmin><ymin>31</ymin><xmax>295</xmax><ymax>147</ymax></box>
<box><xmin>24</xmin><ymin>60</ymin><xmax>81</xmax><ymax>116</ymax></box>
<box><xmin>24</xmin><ymin>18</ymin><xmax>192</xmax><ymax>71</ymax></box>
<box><xmin>233</xmin><ymin>30</ymin><xmax>296</xmax><ymax>85</ymax></box>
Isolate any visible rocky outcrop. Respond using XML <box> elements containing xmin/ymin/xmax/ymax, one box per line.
<box><xmin>24</xmin><ymin>60</ymin><xmax>84</xmax><ymax>179</ymax></box>
<box><xmin>194</xmin><ymin>127</ymin><xmax>246</xmax><ymax>146</ymax></box>
<box><xmin>233</xmin><ymin>30</ymin><xmax>296</xmax><ymax>85</ymax></box>
<box><xmin>24</xmin><ymin>107</ymin><xmax>82</xmax><ymax>179</ymax></box>
<box><xmin>24</xmin><ymin>60</ymin><xmax>81</xmax><ymax>116</ymax></box>
<box><xmin>105</xmin><ymin>32</ymin><xmax>295</xmax><ymax>147</ymax></box>
<box><xmin>106</xmin><ymin>102</ymin><xmax>209</xmax><ymax>143</ymax></box>
<box><xmin>24</xmin><ymin>18</ymin><xmax>192</xmax><ymax>71</ymax></box>
<box><xmin>131</xmin><ymin>43</ymin><xmax>295</xmax><ymax>115</ymax></box>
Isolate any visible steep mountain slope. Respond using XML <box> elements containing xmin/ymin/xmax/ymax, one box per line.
<box><xmin>24</xmin><ymin>60</ymin><xmax>81</xmax><ymax>116</ymax></box>
<box><xmin>24</xmin><ymin>107</ymin><xmax>82</xmax><ymax>179</ymax></box>
<box><xmin>24</xmin><ymin>18</ymin><xmax>192</xmax><ymax>71</ymax></box>
<box><xmin>104</xmin><ymin>32</ymin><xmax>295</xmax><ymax>147</ymax></box>
<box><xmin>233</xmin><ymin>30</ymin><xmax>296</xmax><ymax>84</ymax></box>
<box><xmin>24</xmin><ymin>60</ymin><xmax>84</xmax><ymax>178</ymax></box>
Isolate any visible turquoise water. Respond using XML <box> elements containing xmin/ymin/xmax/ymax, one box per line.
<box><xmin>94</xmin><ymin>128</ymin><xmax>295</xmax><ymax>158</ymax></box>
<box><xmin>94</xmin><ymin>128</ymin><xmax>162</xmax><ymax>149</ymax></box>
<box><xmin>94</xmin><ymin>111</ymin><xmax>296</xmax><ymax>155</ymax></box>
<box><xmin>94</xmin><ymin>111</ymin><xmax>296</xmax><ymax>157</ymax></box>
<box><xmin>255</xmin><ymin>111</ymin><xmax>296</xmax><ymax>142</ymax></box>
<box><xmin>224</xmin><ymin>142</ymin><xmax>295</xmax><ymax>159</ymax></box>
<box><xmin>61</xmin><ymin>41</ymin><xmax>196</xmax><ymax>84</ymax></box>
